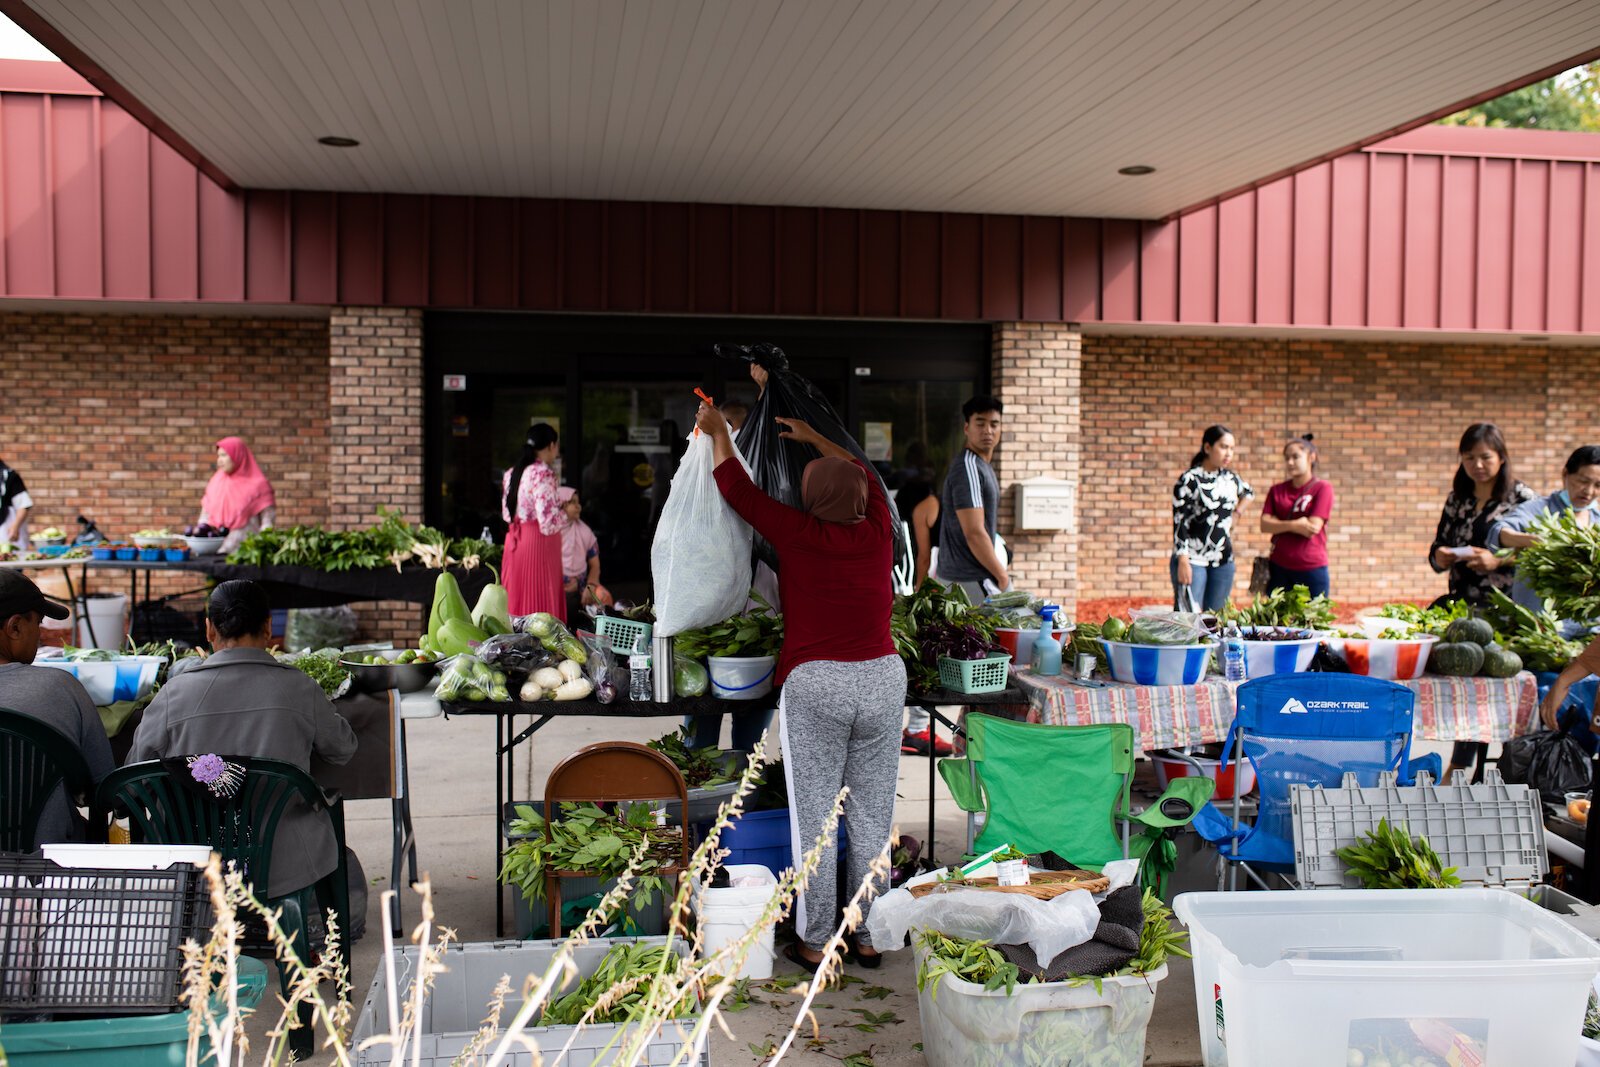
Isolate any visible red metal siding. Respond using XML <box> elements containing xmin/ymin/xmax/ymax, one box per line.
<box><xmin>4</xmin><ymin>83</ymin><xmax>1600</xmax><ymax>335</ymax></box>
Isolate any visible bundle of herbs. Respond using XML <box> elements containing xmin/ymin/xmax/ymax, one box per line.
<box><xmin>229</xmin><ymin>508</ymin><xmax>500</xmax><ymax>572</ymax></box>
<box><xmin>1518</xmin><ymin>511</ymin><xmax>1600</xmax><ymax>622</ymax></box>
<box><xmin>538</xmin><ymin>940</ymin><xmax>695</xmax><ymax>1025</ymax></box>
<box><xmin>499</xmin><ymin>801</ymin><xmax>680</xmax><ymax>919</ymax></box>
<box><xmin>1484</xmin><ymin>589</ymin><xmax>1583</xmax><ymax>673</ymax></box>
<box><xmin>893</xmin><ymin>578</ymin><xmax>1001</xmax><ymax>691</ymax></box>
<box><xmin>1219</xmin><ymin>584</ymin><xmax>1337</xmax><ymax>630</ymax></box>
<box><xmin>646</xmin><ymin>727</ymin><xmax>739</xmax><ymax>789</ymax></box>
<box><xmin>1373</xmin><ymin>598</ymin><xmax>1471</xmax><ymax>637</ymax></box>
<box><xmin>1335</xmin><ymin>817</ymin><xmax>1461</xmax><ymax>889</ymax></box>
<box><xmin>671</xmin><ymin>593</ymin><xmax>783</xmax><ymax>660</ymax></box>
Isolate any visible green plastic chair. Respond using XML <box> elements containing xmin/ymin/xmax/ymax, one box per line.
<box><xmin>0</xmin><ymin>706</ymin><xmax>103</xmax><ymax>851</ymax></box>
<box><xmin>937</xmin><ymin>715</ymin><xmax>1214</xmax><ymax>896</ymax></box>
<box><xmin>96</xmin><ymin>757</ymin><xmax>350</xmax><ymax>1059</ymax></box>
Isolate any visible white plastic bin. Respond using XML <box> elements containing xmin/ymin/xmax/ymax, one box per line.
<box><xmin>706</xmin><ymin>655</ymin><xmax>775</xmax><ymax>700</ymax></box>
<box><xmin>1175</xmin><ymin>889</ymin><xmax>1600</xmax><ymax>1067</ymax></box>
<box><xmin>34</xmin><ymin>654</ymin><xmax>164</xmax><ymax>706</ymax></box>
<box><xmin>40</xmin><ymin>843</ymin><xmax>210</xmax><ymax>870</ymax></box>
<box><xmin>913</xmin><ymin>940</ymin><xmax>1164</xmax><ymax>1067</ymax></box>
<box><xmin>350</xmin><ymin>938</ymin><xmax>707</xmax><ymax>1066</ymax></box>
<box><xmin>692</xmin><ymin>863</ymin><xmax>778</xmax><ymax>979</ymax></box>
<box><xmin>76</xmin><ymin>593</ymin><xmax>128</xmax><ymax>651</ymax></box>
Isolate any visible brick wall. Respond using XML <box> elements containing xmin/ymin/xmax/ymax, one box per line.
<box><xmin>991</xmin><ymin>323</ymin><xmax>1082</xmax><ymax>615</ymax></box>
<box><xmin>1075</xmin><ymin>334</ymin><xmax>1600</xmax><ymax>605</ymax></box>
<box><xmin>327</xmin><ymin>307</ymin><xmax>426</xmax><ymax>643</ymax></box>
<box><xmin>0</xmin><ymin>311</ymin><xmax>331</xmax><ymax>610</ymax></box>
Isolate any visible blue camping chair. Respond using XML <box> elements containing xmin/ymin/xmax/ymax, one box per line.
<box><xmin>1194</xmin><ymin>673</ymin><xmax>1443</xmax><ymax>890</ymax></box>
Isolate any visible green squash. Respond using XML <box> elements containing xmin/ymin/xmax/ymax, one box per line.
<box><xmin>1480</xmin><ymin>646</ymin><xmax>1523</xmax><ymax>678</ymax></box>
<box><xmin>1430</xmin><ymin>641</ymin><xmax>1484</xmax><ymax>676</ymax></box>
<box><xmin>1444</xmin><ymin>616</ymin><xmax>1495</xmax><ymax>647</ymax></box>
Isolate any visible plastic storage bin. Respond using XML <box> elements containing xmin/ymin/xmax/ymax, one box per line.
<box><xmin>937</xmin><ymin>652</ymin><xmax>1011</xmax><ymax>694</ymax></box>
<box><xmin>1175</xmin><ymin>889</ymin><xmax>1600</xmax><ymax>1067</ymax></box>
<box><xmin>708</xmin><ymin>807</ymin><xmax>847</xmax><ymax>875</ymax></box>
<box><xmin>0</xmin><ymin>956</ymin><xmax>268</xmax><ymax>1067</ymax></box>
<box><xmin>594</xmin><ymin>615</ymin><xmax>652</xmax><ymax>655</ymax></box>
<box><xmin>350</xmin><ymin>938</ymin><xmax>707</xmax><ymax>1066</ymax></box>
<box><xmin>914</xmin><ymin>940</ymin><xmax>1164</xmax><ymax>1067</ymax></box>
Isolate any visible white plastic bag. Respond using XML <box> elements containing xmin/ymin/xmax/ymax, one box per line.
<box><xmin>651</xmin><ymin>431</ymin><xmax>755</xmax><ymax>638</ymax></box>
<box><xmin>867</xmin><ymin>877</ymin><xmax>1100</xmax><ymax>962</ymax></box>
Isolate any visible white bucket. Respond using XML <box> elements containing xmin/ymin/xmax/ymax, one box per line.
<box><xmin>693</xmin><ymin>864</ymin><xmax>779</xmax><ymax>979</ymax></box>
<box><xmin>707</xmin><ymin>655</ymin><xmax>776</xmax><ymax>701</ymax></box>
<box><xmin>76</xmin><ymin>593</ymin><xmax>127</xmax><ymax>651</ymax></box>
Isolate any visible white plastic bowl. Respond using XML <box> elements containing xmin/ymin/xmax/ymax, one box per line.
<box><xmin>1325</xmin><ymin>633</ymin><xmax>1438</xmax><ymax>680</ymax></box>
<box><xmin>1354</xmin><ymin>612</ymin><xmax>1418</xmax><ymax>639</ymax></box>
<box><xmin>1098</xmin><ymin>639</ymin><xmax>1213</xmax><ymax>686</ymax></box>
<box><xmin>1238</xmin><ymin>627</ymin><xmax>1324</xmax><ymax>677</ymax></box>
<box><xmin>184</xmin><ymin>535</ymin><xmax>226</xmax><ymax>556</ymax></box>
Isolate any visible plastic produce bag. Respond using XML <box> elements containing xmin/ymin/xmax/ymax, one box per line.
<box><xmin>718</xmin><ymin>343</ymin><xmax>907</xmax><ymax>579</ymax></box>
<box><xmin>674</xmin><ymin>657</ymin><xmax>708</xmax><ymax>698</ymax></box>
<box><xmin>578</xmin><ymin>632</ymin><xmax>619</xmax><ymax>704</ymax></box>
<box><xmin>1498</xmin><ymin>728</ymin><xmax>1591</xmax><ymax>804</ymax></box>
<box><xmin>284</xmin><ymin>606</ymin><xmax>358</xmax><ymax>653</ymax></box>
<box><xmin>435</xmin><ymin>654</ymin><xmax>511</xmax><ymax>703</ymax></box>
<box><xmin>650</xmin><ymin>430</ymin><xmax>754</xmax><ymax>637</ymax></box>
<box><xmin>866</xmin><ymin>877</ymin><xmax>1100</xmax><ymax>963</ymax></box>
<box><xmin>477</xmin><ymin>633</ymin><xmax>559</xmax><ymax>680</ymax></box>
<box><xmin>1125</xmin><ymin>608</ymin><xmax>1209</xmax><ymax>646</ymax></box>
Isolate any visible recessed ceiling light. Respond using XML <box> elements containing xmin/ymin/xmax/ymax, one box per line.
<box><xmin>1117</xmin><ymin>164</ymin><xmax>1155</xmax><ymax>176</ymax></box>
<box><xmin>317</xmin><ymin>135</ymin><xmax>360</xmax><ymax>148</ymax></box>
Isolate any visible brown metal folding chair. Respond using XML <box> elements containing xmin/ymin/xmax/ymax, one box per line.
<box><xmin>542</xmin><ymin>740</ymin><xmax>690</xmax><ymax>937</ymax></box>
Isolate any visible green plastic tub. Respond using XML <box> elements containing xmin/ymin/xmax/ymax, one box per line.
<box><xmin>0</xmin><ymin>956</ymin><xmax>268</xmax><ymax>1067</ymax></box>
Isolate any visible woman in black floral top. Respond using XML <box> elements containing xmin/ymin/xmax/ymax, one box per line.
<box><xmin>1428</xmin><ymin>423</ymin><xmax>1536</xmax><ymax>608</ymax></box>
<box><xmin>1172</xmin><ymin>425</ymin><xmax>1253</xmax><ymax>611</ymax></box>
<box><xmin>1431</xmin><ymin>423</ymin><xmax>1536</xmax><ymax>784</ymax></box>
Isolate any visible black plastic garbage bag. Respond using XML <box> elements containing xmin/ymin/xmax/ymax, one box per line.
<box><xmin>716</xmin><ymin>342</ymin><xmax>909</xmax><ymax>583</ymax></box>
<box><xmin>1498</xmin><ymin>728</ymin><xmax>1591</xmax><ymax>805</ymax></box>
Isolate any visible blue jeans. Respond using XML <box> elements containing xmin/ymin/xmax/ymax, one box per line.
<box><xmin>1267</xmin><ymin>561</ymin><xmax>1330</xmax><ymax>599</ymax></box>
<box><xmin>1170</xmin><ymin>556</ymin><xmax>1236</xmax><ymax>612</ymax></box>
<box><xmin>684</xmin><ymin>709</ymin><xmax>775</xmax><ymax>752</ymax></box>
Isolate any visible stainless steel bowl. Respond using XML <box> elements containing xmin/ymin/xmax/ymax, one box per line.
<box><xmin>338</xmin><ymin>649</ymin><xmax>438</xmax><ymax>694</ymax></box>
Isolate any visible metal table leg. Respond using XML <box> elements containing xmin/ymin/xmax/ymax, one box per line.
<box><xmin>390</xmin><ymin>716</ymin><xmax>418</xmax><ymax>937</ymax></box>
<box><xmin>491</xmin><ymin>710</ymin><xmax>555</xmax><ymax>935</ymax></box>
<box><xmin>61</xmin><ymin>564</ymin><xmax>94</xmax><ymax>649</ymax></box>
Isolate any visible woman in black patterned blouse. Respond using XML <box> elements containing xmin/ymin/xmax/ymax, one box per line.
<box><xmin>1171</xmin><ymin>425</ymin><xmax>1253</xmax><ymax>611</ymax></box>
<box><xmin>1428</xmin><ymin>423</ymin><xmax>1536</xmax><ymax>609</ymax></box>
<box><xmin>1430</xmin><ymin>423</ymin><xmax>1536</xmax><ymax>785</ymax></box>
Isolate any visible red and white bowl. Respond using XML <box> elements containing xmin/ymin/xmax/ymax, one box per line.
<box><xmin>1324</xmin><ymin>634</ymin><xmax>1438</xmax><ymax>681</ymax></box>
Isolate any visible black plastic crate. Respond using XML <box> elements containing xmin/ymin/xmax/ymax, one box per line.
<box><xmin>131</xmin><ymin>592</ymin><xmax>209</xmax><ymax>648</ymax></box>
<box><xmin>0</xmin><ymin>855</ymin><xmax>212</xmax><ymax>1018</ymax></box>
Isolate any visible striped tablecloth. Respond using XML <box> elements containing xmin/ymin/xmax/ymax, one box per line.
<box><xmin>1014</xmin><ymin>669</ymin><xmax>1539</xmax><ymax>751</ymax></box>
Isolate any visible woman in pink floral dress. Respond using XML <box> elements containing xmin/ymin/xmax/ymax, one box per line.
<box><xmin>500</xmin><ymin>423</ymin><xmax>566</xmax><ymax>620</ymax></box>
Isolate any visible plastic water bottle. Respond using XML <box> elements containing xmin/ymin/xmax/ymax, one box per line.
<box><xmin>628</xmin><ymin>635</ymin><xmax>652</xmax><ymax>702</ymax></box>
<box><xmin>1223</xmin><ymin>624</ymin><xmax>1247</xmax><ymax>682</ymax></box>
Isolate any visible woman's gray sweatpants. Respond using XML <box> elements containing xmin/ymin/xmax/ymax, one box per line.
<box><xmin>778</xmin><ymin>654</ymin><xmax>907</xmax><ymax>950</ymax></box>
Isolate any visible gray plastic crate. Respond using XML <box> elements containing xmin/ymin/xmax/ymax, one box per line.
<box><xmin>1292</xmin><ymin>769</ymin><xmax>1546</xmax><ymax>890</ymax></box>
<box><xmin>351</xmin><ymin>937</ymin><xmax>708</xmax><ymax>1066</ymax></box>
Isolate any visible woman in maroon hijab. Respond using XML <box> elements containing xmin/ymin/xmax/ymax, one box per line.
<box><xmin>695</xmin><ymin>401</ymin><xmax>903</xmax><ymax>973</ymax></box>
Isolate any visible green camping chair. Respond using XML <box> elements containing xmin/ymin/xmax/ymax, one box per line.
<box><xmin>937</xmin><ymin>715</ymin><xmax>1214</xmax><ymax>896</ymax></box>
<box><xmin>97</xmin><ymin>757</ymin><xmax>351</xmax><ymax>1060</ymax></box>
<box><xmin>0</xmin><ymin>707</ymin><xmax>103</xmax><ymax>851</ymax></box>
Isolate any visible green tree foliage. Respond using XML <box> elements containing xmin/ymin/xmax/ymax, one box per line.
<box><xmin>1437</xmin><ymin>62</ymin><xmax>1600</xmax><ymax>131</ymax></box>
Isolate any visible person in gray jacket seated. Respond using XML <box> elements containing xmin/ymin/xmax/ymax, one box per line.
<box><xmin>0</xmin><ymin>570</ymin><xmax>114</xmax><ymax>843</ymax></box>
<box><xmin>128</xmin><ymin>580</ymin><xmax>357</xmax><ymax>899</ymax></box>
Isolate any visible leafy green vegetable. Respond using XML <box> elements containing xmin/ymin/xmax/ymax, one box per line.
<box><xmin>1518</xmin><ymin>511</ymin><xmax>1600</xmax><ymax>622</ymax></box>
<box><xmin>1335</xmin><ymin>818</ymin><xmax>1461</xmax><ymax>889</ymax></box>
<box><xmin>538</xmin><ymin>940</ymin><xmax>693</xmax><ymax>1025</ymax></box>
<box><xmin>672</xmin><ymin>593</ymin><xmax>784</xmax><ymax>659</ymax></box>
<box><xmin>892</xmin><ymin>579</ymin><xmax>1001</xmax><ymax>691</ymax></box>
<box><xmin>498</xmin><ymin>801</ymin><xmax>678</xmax><ymax>925</ymax></box>
<box><xmin>646</xmin><ymin>727</ymin><xmax>738</xmax><ymax>788</ymax></box>
<box><xmin>279</xmin><ymin>649</ymin><xmax>351</xmax><ymax>697</ymax></box>
<box><xmin>915</xmin><ymin>930</ymin><xmax>1025</xmax><ymax>997</ymax></box>
<box><xmin>228</xmin><ymin>508</ymin><xmax>501</xmax><ymax>573</ymax></box>
<box><xmin>1220</xmin><ymin>585</ymin><xmax>1337</xmax><ymax>630</ymax></box>
<box><xmin>1484</xmin><ymin>589</ymin><xmax>1583</xmax><ymax>673</ymax></box>
<box><xmin>1373</xmin><ymin>598</ymin><xmax>1472</xmax><ymax>638</ymax></box>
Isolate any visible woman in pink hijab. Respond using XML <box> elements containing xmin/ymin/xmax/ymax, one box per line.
<box><xmin>198</xmin><ymin>437</ymin><xmax>276</xmax><ymax>555</ymax></box>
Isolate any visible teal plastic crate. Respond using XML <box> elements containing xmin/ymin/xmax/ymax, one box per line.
<box><xmin>595</xmin><ymin>615</ymin><xmax>652</xmax><ymax>655</ymax></box>
<box><xmin>0</xmin><ymin>956</ymin><xmax>267</xmax><ymax>1067</ymax></box>
<box><xmin>937</xmin><ymin>653</ymin><xmax>1011</xmax><ymax>694</ymax></box>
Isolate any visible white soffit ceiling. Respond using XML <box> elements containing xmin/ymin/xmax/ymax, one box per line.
<box><xmin>19</xmin><ymin>0</ymin><xmax>1600</xmax><ymax>218</ymax></box>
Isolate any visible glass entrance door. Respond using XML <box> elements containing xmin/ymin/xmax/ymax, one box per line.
<box><xmin>854</xmin><ymin>378</ymin><xmax>977</xmax><ymax>503</ymax></box>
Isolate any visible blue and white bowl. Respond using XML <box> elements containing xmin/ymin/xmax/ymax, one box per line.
<box><xmin>1099</xmin><ymin>639</ymin><xmax>1214</xmax><ymax>686</ymax></box>
<box><xmin>1239</xmin><ymin>627</ymin><xmax>1325</xmax><ymax>677</ymax></box>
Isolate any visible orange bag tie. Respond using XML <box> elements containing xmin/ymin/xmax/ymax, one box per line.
<box><xmin>693</xmin><ymin>387</ymin><xmax>715</xmax><ymax>436</ymax></box>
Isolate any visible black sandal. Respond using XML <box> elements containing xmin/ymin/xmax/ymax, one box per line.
<box><xmin>782</xmin><ymin>942</ymin><xmax>825</xmax><ymax>974</ymax></box>
<box><xmin>847</xmin><ymin>936</ymin><xmax>883</xmax><ymax>970</ymax></box>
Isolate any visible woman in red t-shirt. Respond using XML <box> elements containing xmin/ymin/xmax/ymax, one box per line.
<box><xmin>696</xmin><ymin>400</ymin><xmax>901</xmax><ymax>974</ymax></box>
<box><xmin>1259</xmin><ymin>434</ymin><xmax>1335</xmax><ymax>598</ymax></box>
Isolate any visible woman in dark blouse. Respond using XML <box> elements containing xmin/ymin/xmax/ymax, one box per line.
<box><xmin>1428</xmin><ymin>423</ymin><xmax>1536</xmax><ymax>608</ymax></box>
<box><xmin>1429</xmin><ymin>423</ymin><xmax>1535</xmax><ymax>784</ymax></box>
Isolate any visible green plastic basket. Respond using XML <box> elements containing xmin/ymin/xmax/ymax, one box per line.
<box><xmin>937</xmin><ymin>653</ymin><xmax>1011</xmax><ymax>694</ymax></box>
<box><xmin>595</xmin><ymin>615</ymin><xmax>652</xmax><ymax>654</ymax></box>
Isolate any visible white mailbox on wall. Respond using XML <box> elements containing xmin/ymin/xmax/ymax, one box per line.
<box><xmin>1012</xmin><ymin>477</ymin><xmax>1076</xmax><ymax>531</ymax></box>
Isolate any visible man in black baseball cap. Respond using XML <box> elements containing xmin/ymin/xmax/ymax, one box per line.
<box><xmin>0</xmin><ymin>569</ymin><xmax>113</xmax><ymax>845</ymax></box>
